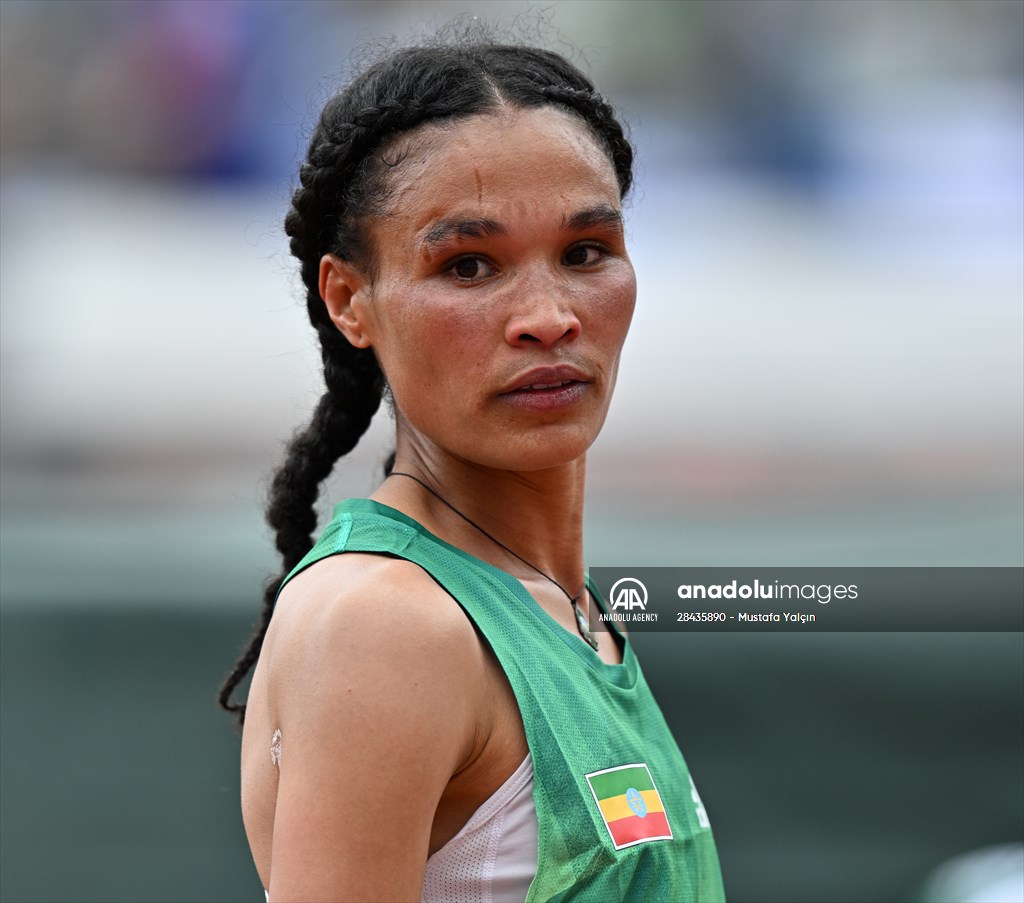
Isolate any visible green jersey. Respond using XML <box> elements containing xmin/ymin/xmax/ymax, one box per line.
<box><xmin>283</xmin><ymin>498</ymin><xmax>726</xmax><ymax>902</ymax></box>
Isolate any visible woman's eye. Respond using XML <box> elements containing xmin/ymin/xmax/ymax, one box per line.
<box><xmin>450</xmin><ymin>257</ymin><xmax>496</xmax><ymax>280</ymax></box>
<box><xmin>564</xmin><ymin>244</ymin><xmax>605</xmax><ymax>267</ymax></box>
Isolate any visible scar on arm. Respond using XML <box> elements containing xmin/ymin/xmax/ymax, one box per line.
<box><xmin>270</xmin><ymin>728</ymin><xmax>282</xmax><ymax>768</ymax></box>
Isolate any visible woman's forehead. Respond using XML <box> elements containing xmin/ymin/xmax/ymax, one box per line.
<box><xmin>378</xmin><ymin>107</ymin><xmax>621</xmax><ymax>238</ymax></box>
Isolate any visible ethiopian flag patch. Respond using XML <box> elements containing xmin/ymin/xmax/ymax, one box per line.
<box><xmin>585</xmin><ymin>763</ymin><xmax>673</xmax><ymax>850</ymax></box>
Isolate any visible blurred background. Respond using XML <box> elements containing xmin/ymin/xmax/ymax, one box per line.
<box><xmin>1</xmin><ymin>1</ymin><xmax>1021</xmax><ymax>901</ymax></box>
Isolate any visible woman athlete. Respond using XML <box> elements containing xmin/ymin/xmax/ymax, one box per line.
<box><xmin>220</xmin><ymin>32</ymin><xmax>726</xmax><ymax>903</ymax></box>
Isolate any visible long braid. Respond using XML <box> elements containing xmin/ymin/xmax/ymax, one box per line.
<box><xmin>218</xmin><ymin>108</ymin><xmax>391</xmax><ymax>724</ymax></box>
<box><xmin>219</xmin><ymin>37</ymin><xmax>635</xmax><ymax>726</ymax></box>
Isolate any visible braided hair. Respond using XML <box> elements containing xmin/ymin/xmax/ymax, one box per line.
<box><xmin>219</xmin><ymin>38</ymin><xmax>634</xmax><ymax>725</ymax></box>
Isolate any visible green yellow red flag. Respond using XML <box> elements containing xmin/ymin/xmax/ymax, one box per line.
<box><xmin>585</xmin><ymin>763</ymin><xmax>673</xmax><ymax>850</ymax></box>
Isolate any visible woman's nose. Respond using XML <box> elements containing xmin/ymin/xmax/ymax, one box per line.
<box><xmin>503</xmin><ymin>278</ymin><xmax>582</xmax><ymax>348</ymax></box>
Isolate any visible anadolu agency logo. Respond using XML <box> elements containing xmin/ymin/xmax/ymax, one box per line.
<box><xmin>601</xmin><ymin>577</ymin><xmax>658</xmax><ymax>623</ymax></box>
<box><xmin>611</xmin><ymin>578</ymin><xmax>648</xmax><ymax>610</ymax></box>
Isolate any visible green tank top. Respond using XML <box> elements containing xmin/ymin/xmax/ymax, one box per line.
<box><xmin>282</xmin><ymin>498</ymin><xmax>726</xmax><ymax>903</ymax></box>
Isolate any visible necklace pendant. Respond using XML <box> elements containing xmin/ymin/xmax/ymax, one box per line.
<box><xmin>574</xmin><ymin>603</ymin><xmax>600</xmax><ymax>651</ymax></box>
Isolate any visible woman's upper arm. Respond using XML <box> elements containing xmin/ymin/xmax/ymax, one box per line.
<box><xmin>266</xmin><ymin>560</ymin><xmax>479</xmax><ymax>902</ymax></box>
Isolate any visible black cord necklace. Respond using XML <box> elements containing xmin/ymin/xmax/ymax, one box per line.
<box><xmin>390</xmin><ymin>471</ymin><xmax>599</xmax><ymax>651</ymax></box>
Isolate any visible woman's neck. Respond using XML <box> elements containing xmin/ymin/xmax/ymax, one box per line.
<box><xmin>372</xmin><ymin>448</ymin><xmax>587</xmax><ymax>595</ymax></box>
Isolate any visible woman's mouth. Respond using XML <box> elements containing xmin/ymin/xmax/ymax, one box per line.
<box><xmin>500</xmin><ymin>378</ymin><xmax>588</xmax><ymax>411</ymax></box>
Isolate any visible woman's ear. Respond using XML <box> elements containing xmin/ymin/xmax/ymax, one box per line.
<box><xmin>319</xmin><ymin>255</ymin><xmax>373</xmax><ymax>348</ymax></box>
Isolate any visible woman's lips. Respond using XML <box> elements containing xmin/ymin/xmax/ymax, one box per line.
<box><xmin>496</xmin><ymin>364</ymin><xmax>592</xmax><ymax>412</ymax></box>
<box><xmin>498</xmin><ymin>379</ymin><xmax>588</xmax><ymax>411</ymax></box>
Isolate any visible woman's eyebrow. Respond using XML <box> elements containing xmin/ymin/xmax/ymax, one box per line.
<box><xmin>420</xmin><ymin>205</ymin><xmax>622</xmax><ymax>250</ymax></box>
<box><xmin>562</xmin><ymin>204</ymin><xmax>623</xmax><ymax>233</ymax></box>
<box><xmin>422</xmin><ymin>217</ymin><xmax>509</xmax><ymax>247</ymax></box>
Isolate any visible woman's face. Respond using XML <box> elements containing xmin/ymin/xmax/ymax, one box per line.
<box><xmin>325</xmin><ymin>106</ymin><xmax>636</xmax><ymax>473</ymax></box>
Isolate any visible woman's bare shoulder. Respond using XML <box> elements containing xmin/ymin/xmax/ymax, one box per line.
<box><xmin>265</xmin><ymin>552</ymin><xmax>484</xmax><ymax>704</ymax></box>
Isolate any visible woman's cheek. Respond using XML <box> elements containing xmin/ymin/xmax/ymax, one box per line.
<box><xmin>587</xmin><ymin>268</ymin><xmax>637</xmax><ymax>336</ymax></box>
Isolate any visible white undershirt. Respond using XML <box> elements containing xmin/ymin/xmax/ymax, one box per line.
<box><xmin>421</xmin><ymin>753</ymin><xmax>538</xmax><ymax>903</ymax></box>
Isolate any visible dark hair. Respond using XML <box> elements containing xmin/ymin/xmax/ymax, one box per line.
<box><xmin>219</xmin><ymin>33</ymin><xmax>634</xmax><ymax>725</ymax></box>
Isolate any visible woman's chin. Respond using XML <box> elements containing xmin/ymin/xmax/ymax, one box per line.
<box><xmin>462</xmin><ymin>430</ymin><xmax>599</xmax><ymax>473</ymax></box>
